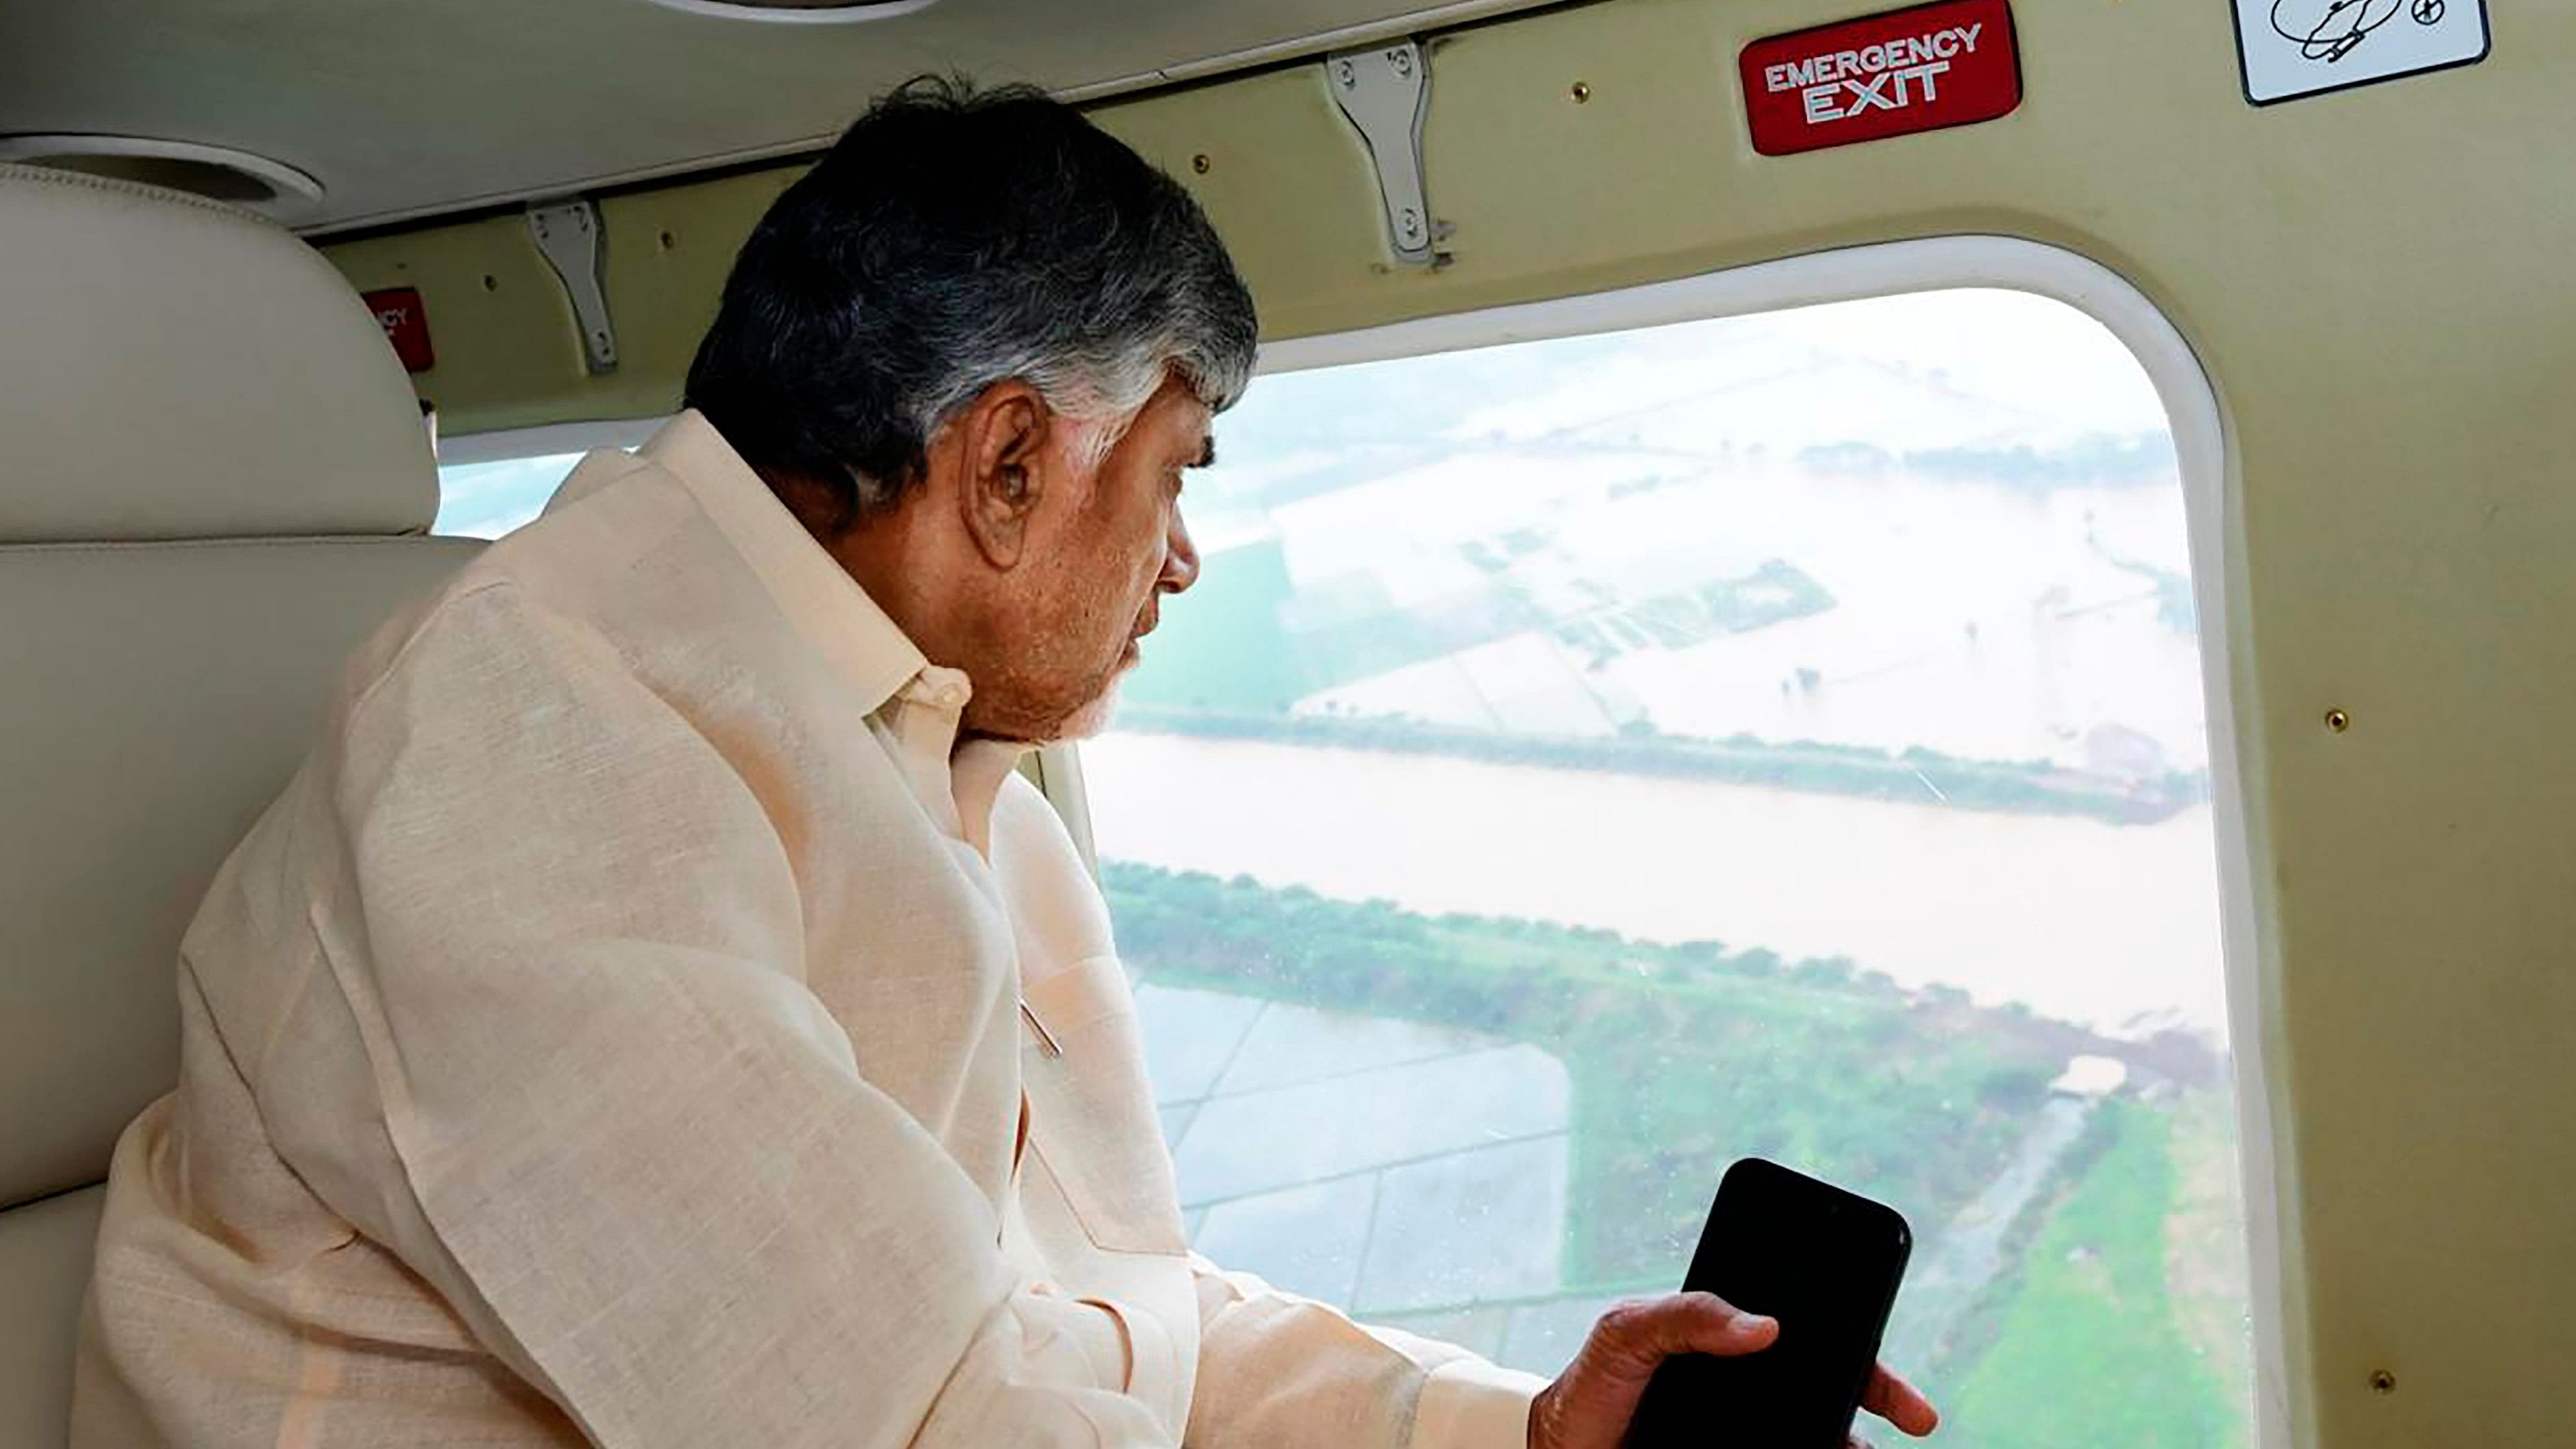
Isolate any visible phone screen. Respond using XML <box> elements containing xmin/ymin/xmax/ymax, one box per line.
<box><xmin>1624</xmin><ymin>1158</ymin><xmax>1912</xmax><ymax>1449</ymax></box>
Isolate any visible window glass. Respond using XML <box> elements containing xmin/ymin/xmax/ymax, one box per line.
<box><xmin>1085</xmin><ymin>288</ymin><xmax>2252</xmax><ymax>1447</ymax></box>
<box><xmin>434</xmin><ymin>452</ymin><xmax>587</xmax><ymax>538</ymax></box>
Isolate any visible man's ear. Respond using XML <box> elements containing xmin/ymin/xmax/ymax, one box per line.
<box><xmin>954</xmin><ymin>380</ymin><xmax>1050</xmax><ymax>570</ymax></box>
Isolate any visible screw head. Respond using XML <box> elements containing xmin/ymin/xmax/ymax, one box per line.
<box><xmin>1191</xmin><ymin>153</ymin><xmax>1210</xmax><ymax>174</ymax></box>
<box><xmin>2325</xmin><ymin>708</ymin><xmax>2352</xmax><ymax>733</ymax></box>
<box><xmin>1571</xmin><ymin>80</ymin><xmax>1592</xmax><ymax>103</ymax></box>
<box><xmin>1389</xmin><ymin>48</ymin><xmax>1414</xmax><ymax>78</ymax></box>
<box><xmin>1336</xmin><ymin>59</ymin><xmax>1356</xmax><ymax>87</ymax></box>
<box><xmin>2370</xmin><ymin>1369</ymin><xmax>2396</xmax><ymax>1394</ymax></box>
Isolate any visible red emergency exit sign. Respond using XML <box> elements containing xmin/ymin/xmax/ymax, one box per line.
<box><xmin>361</xmin><ymin>286</ymin><xmax>436</xmax><ymax>373</ymax></box>
<box><xmin>1740</xmin><ymin>0</ymin><xmax>2022</xmax><ymax>157</ymax></box>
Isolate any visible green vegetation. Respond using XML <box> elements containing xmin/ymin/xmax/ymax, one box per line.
<box><xmin>2165</xmin><ymin>1090</ymin><xmax>2260</xmax><ymax>1433</ymax></box>
<box><xmin>1107</xmin><ymin>865</ymin><xmax>2247</xmax><ymax>1446</ymax></box>
<box><xmin>1933</xmin><ymin>1100</ymin><xmax>2248</xmax><ymax>1448</ymax></box>
<box><xmin>1102</xmin><ymin>862</ymin><xmax>2149</xmax><ymax>1287</ymax></box>
<box><xmin>1120</xmin><ymin>521</ymin><xmax>2205</xmax><ymax>827</ymax></box>
<box><xmin>1119</xmin><ymin>537</ymin><xmax>1302</xmax><ymax>713</ymax></box>
<box><xmin>1116</xmin><ymin>704</ymin><xmax>2208</xmax><ymax>825</ymax></box>
<box><xmin>1282</xmin><ymin>577</ymin><xmax>1537</xmax><ymax>701</ymax></box>
<box><xmin>1129</xmin><ymin>520</ymin><xmax>1837</xmax><ymax>723</ymax></box>
<box><xmin>1804</xmin><ymin>432</ymin><xmax>2180</xmax><ymax>493</ymax></box>
<box><xmin>1117</xmin><ymin>541</ymin><xmax>2203</xmax><ymax>826</ymax></box>
<box><xmin>1123</xmin><ymin>534</ymin><xmax>1552</xmax><ymax>714</ymax></box>
<box><xmin>1553</xmin><ymin>559</ymin><xmax>1836</xmax><ymax>665</ymax></box>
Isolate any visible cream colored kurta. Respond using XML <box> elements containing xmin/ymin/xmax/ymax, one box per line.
<box><xmin>71</xmin><ymin>412</ymin><xmax>1544</xmax><ymax>1448</ymax></box>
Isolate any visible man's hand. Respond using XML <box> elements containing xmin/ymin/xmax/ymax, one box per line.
<box><xmin>1524</xmin><ymin>1292</ymin><xmax>1940</xmax><ymax>1449</ymax></box>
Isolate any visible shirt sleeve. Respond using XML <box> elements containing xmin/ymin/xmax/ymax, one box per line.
<box><xmin>980</xmin><ymin>752</ymin><xmax>1546</xmax><ymax>1449</ymax></box>
<box><xmin>295</xmin><ymin>582</ymin><xmax>1176</xmax><ymax>1449</ymax></box>
<box><xmin>1184</xmin><ymin>1256</ymin><xmax>1546</xmax><ymax>1448</ymax></box>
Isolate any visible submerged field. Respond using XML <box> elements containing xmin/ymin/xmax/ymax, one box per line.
<box><xmin>1104</xmin><ymin>863</ymin><xmax>2250</xmax><ymax>1446</ymax></box>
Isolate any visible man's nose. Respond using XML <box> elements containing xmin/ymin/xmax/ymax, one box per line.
<box><xmin>1161</xmin><ymin>509</ymin><xmax>1200</xmax><ymax>594</ymax></box>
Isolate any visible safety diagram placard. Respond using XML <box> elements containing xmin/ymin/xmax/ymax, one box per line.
<box><xmin>2235</xmin><ymin>0</ymin><xmax>2489</xmax><ymax>105</ymax></box>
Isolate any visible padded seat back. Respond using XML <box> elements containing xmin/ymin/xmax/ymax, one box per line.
<box><xmin>0</xmin><ymin>163</ymin><xmax>482</xmax><ymax>1448</ymax></box>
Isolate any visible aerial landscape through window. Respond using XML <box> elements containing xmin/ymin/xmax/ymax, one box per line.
<box><xmin>1082</xmin><ymin>288</ymin><xmax>2255</xmax><ymax>1449</ymax></box>
<box><xmin>430</xmin><ymin>287</ymin><xmax>2255</xmax><ymax>1448</ymax></box>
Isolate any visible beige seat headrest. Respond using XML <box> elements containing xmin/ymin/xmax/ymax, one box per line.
<box><xmin>0</xmin><ymin>164</ymin><xmax>436</xmax><ymax>543</ymax></box>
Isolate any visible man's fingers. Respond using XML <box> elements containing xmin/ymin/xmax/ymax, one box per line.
<box><xmin>1656</xmin><ymin>1291</ymin><xmax>1778</xmax><ymax>1358</ymax></box>
<box><xmin>1861</xmin><ymin>1362</ymin><xmax>1940</xmax><ymax>1437</ymax></box>
<box><xmin>1587</xmin><ymin>1292</ymin><xmax>1778</xmax><ymax>1374</ymax></box>
<box><xmin>1529</xmin><ymin>1294</ymin><xmax>1781</xmax><ymax>1448</ymax></box>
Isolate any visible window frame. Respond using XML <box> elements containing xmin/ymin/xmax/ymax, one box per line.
<box><xmin>1052</xmin><ymin>234</ymin><xmax>2291</xmax><ymax>1449</ymax></box>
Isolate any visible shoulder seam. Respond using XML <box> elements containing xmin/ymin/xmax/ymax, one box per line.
<box><xmin>342</xmin><ymin>577</ymin><xmax>518</xmax><ymax>721</ymax></box>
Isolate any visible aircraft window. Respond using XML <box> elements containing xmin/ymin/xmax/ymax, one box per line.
<box><xmin>434</xmin><ymin>451</ymin><xmax>586</xmax><ymax>538</ymax></box>
<box><xmin>1083</xmin><ymin>287</ymin><xmax>2256</xmax><ymax>1445</ymax></box>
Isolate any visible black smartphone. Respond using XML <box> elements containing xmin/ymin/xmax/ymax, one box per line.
<box><xmin>1623</xmin><ymin>1158</ymin><xmax>1913</xmax><ymax>1448</ymax></box>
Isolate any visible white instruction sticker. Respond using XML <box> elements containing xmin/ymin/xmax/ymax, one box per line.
<box><xmin>2234</xmin><ymin>0</ymin><xmax>2489</xmax><ymax>105</ymax></box>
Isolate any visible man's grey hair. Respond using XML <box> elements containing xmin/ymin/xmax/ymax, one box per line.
<box><xmin>684</xmin><ymin>76</ymin><xmax>1258</xmax><ymax>529</ymax></box>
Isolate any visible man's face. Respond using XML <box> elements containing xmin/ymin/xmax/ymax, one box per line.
<box><xmin>967</xmin><ymin>376</ymin><xmax>1208</xmax><ymax>742</ymax></box>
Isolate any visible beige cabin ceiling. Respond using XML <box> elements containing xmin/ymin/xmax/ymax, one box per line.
<box><xmin>0</xmin><ymin>0</ymin><xmax>1544</xmax><ymax>234</ymax></box>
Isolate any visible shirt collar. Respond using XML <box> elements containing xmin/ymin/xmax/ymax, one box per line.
<box><xmin>641</xmin><ymin>410</ymin><xmax>928</xmax><ymax>717</ymax></box>
<box><xmin>951</xmin><ymin>738</ymin><xmax>1028</xmax><ymax>859</ymax></box>
<box><xmin>639</xmin><ymin>412</ymin><xmax>1036</xmax><ymax>852</ymax></box>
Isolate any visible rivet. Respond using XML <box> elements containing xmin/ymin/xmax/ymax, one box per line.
<box><xmin>2370</xmin><ymin>1369</ymin><xmax>2396</xmax><ymax>1395</ymax></box>
<box><xmin>2325</xmin><ymin>708</ymin><xmax>2351</xmax><ymax>733</ymax></box>
<box><xmin>1571</xmin><ymin>80</ymin><xmax>1593</xmax><ymax>103</ymax></box>
<box><xmin>1191</xmin><ymin>154</ymin><xmax>1211</xmax><ymax>175</ymax></box>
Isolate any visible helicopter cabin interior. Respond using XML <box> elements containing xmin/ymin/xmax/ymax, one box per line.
<box><xmin>1</xmin><ymin>0</ymin><xmax>2569</xmax><ymax>1446</ymax></box>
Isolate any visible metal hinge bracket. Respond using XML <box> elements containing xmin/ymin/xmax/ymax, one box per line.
<box><xmin>527</xmin><ymin>197</ymin><xmax>619</xmax><ymax>374</ymax></box>
<box><xmin>1327</xmin><ymin>39</ymin><xmax>1442</xmax><ymax>266</ymax></box>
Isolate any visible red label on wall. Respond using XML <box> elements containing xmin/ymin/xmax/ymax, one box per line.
<box><xmin>361</xmin><ymin>287</ymin><xmax>436</xmax><ymax>373</ymax></box>
<box><xmin>1740</xmin><ymin>0</ymin><xmax>2021</xmax><ymax>157</ymax></box>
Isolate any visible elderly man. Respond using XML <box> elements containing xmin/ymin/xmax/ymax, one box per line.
<box><xmin>73</xmin><ymin>80</ymin><xmax>1935</xmax><ymax>1449</ymax></box>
